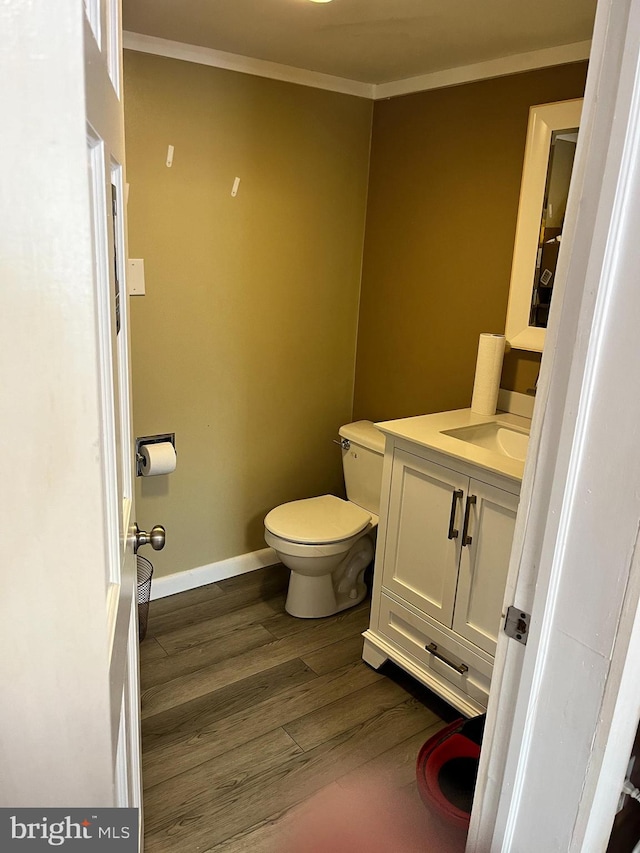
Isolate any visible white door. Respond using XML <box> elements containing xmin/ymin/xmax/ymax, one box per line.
<box><xmin>84</xmin><ymin>0</ymin><xmax>142</xmax><ymax>809</ymax></box>
<box><xmin>383</xmin><ymin>449</ymin><xmax>466</xmax><ymax>625</ymax></box>
<box><xmin>1</xmin><ymin>0</ymin><xmax>144</xmax><ymax>827</ymax></box>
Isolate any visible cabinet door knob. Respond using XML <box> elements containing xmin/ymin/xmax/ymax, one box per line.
<box><xmin>447</xmin><ymin>489</ymin><xmax>463</xmax><ymax>539</ymax></box>
<box><xmin>461</xmin><ymin>495</ymin><xmax>477</xmax><ymax>547</ymax></box>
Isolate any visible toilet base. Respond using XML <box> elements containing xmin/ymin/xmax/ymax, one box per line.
<box><xmin>285</xmin><ymin>573</ymin><xmax>367</xmax><ymax>619</ymax></box>
<box><xmin>284</xmin><ymin>534</ymin><xmax>373</xmax><ymax>619</ymax></box>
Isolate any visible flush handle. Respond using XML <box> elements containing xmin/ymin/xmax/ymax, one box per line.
<box><xmin>332</xmin><ymin>438</ymin><xmax>350</xmax><ymax>450</ymax></box>
<box><xmin>134</xmin><ymin>523</ymin><xmax>166</xmax><ymax>554</ymax></box>
<box><xmin>447</xmin><ymin>489</ymin><xmax>463</xmax><ymax>540</ymax></box>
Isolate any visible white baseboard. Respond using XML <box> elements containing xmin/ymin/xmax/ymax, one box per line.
<box><xmin>150</xmin><ymin>547</ymin><xmax>280</xmax><ymax>600</ymax></box>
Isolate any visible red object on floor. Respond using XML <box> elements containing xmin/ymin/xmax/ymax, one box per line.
<box><xmin>416</xmin><ymin>718</ymin><xmax>481</xmax><ymax>829</ymax></box>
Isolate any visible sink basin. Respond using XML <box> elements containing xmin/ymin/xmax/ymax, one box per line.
<box><xmin>441</xmin><ymin>421</ymin><xmax>530</xmax><ymax>462</ymax></box>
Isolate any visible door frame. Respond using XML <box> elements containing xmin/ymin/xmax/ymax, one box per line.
<box><xmin>469</xmin><ymin>0</ymin><xmax>640</xmax><ymax>848</ymax></box>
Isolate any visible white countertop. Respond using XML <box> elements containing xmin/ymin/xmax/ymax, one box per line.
<box><xmin>375</xmin><ymin>408</ymin><xmax>531</xmax><ymax>483</ymax></box>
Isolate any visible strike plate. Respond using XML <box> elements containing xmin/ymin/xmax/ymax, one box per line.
<box><xmin>505</xmin><ymin>606</ymin><xmax>530</xmax><ymax>645</ymax></box>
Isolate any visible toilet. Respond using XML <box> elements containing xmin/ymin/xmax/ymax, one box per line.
<box><xmin>264</xmin><ymin>420</ymin><xmax>385</xmax><ymax>618</ymax></box>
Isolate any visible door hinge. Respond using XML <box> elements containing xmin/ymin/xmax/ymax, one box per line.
<box><xmin>504</xmin><ymin>606</ymin><xmax>530</xmax><ymax>645</ymax></box>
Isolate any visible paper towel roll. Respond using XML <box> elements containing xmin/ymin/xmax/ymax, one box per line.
<box><xmin>471</xmin><ymin>333</ymin><xmax>505</xmax><ymax>416</ymax></box>
<box><xmin>140</xmin><ymin>442</ymin><xmax>177</xmax><ymax>476</ymax></box>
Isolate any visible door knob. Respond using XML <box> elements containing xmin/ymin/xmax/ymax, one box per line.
<box><xmin>134</xmin><ymin>523</ymin><xmax>166</xmax><ymax>553</ymax></box>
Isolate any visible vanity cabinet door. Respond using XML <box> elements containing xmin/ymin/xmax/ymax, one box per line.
<box><xmin>382</xmin><ymin>449</ymin><xmax>467</xmax><ymax>626</ymax></box>
<box><xmin>452</xmin><ymin>479</ymin><xmax>519</xmax><ymax>655</ymax></box>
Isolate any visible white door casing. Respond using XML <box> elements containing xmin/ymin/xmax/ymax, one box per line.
<box><xmin>1</xmin><ymin>0</ymin><xmax>141</xmax><ymax>819</ymax></box>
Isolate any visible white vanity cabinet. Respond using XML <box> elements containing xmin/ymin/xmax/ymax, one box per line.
<box><xmin>363</xmin><ymin>428</ymin><xmax>521</xmax><ymax>717</ymax></box>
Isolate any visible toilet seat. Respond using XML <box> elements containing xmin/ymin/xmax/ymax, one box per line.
<box><xmin>264</xmin><ymin>495</ymin><xmax>371</xmax><ymax>545</ymax></box>
<box><xmin>264</xmin><ymin>528</ymin><xmax>367</xmax><ymax>560</ymax></box>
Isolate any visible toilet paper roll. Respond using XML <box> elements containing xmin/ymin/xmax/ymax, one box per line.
<box><xmin>471</xmin><ymin>333</ymin><xmax>506</xmax><ymax>416</ymax></box>
<box><xmin>140</xmin><ymin>442</ymin><xmax>177</xmax><ymax>476</ymax></box>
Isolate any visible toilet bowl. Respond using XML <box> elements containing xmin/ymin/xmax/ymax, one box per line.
<box><xmin>265</xmin><ymin>495</ymin><xmax>378</xmax><ymax>617</ymax></box>
<box><xmin>264</xmin><ymin>421</ymin><xmax>384</xmax><ymax>619</ymax></box>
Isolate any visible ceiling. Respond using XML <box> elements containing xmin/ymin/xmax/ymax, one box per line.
<box><xmin>122</xmin><ymin>0</ymin><xmax>597</xmax><ymax>87</ymax></box>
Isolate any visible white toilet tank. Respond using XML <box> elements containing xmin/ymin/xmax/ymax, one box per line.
<box><xmin>338</xmin><ymin>420</ymin><xmax>385</xmax><ymax>515</ymax></box>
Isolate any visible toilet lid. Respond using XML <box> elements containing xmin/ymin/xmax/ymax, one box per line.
<box><xmin>264</xmin><ymin>495</ymin><xmax>371</xmax><ymax>545</ymax></box>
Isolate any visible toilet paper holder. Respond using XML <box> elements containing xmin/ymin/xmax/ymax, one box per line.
<box><xmin>135</xmin><ymin>433</ymin><xmax>176</xmax><ymax>477</ymax></box>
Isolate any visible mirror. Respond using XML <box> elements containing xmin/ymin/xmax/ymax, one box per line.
<box><xmin>505</xmin><ymin>98</ymin><xmax>583</xmax><ymax>351</ymax></box>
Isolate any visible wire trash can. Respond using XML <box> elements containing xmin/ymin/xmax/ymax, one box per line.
<box><xmin>137</xmin><ymin>555</ymin><xmax>154</xmax><ymax>642</ymax></box>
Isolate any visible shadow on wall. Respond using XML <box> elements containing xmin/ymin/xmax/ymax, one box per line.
<box><xmin>501</xmin><ymin>349</ymin><xmax>542</xmax><ymax>396</ymax></box>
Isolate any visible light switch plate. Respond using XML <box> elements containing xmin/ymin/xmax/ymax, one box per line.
<box><xmin>128</xmin><ymin>258</ymin><xmax>145</xmax><ymax>295</ymax></box>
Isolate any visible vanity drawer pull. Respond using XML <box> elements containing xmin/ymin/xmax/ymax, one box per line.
<box><xmin>461</xmin><ymin>494</ymin><xmax>477</xmax><ymax>547</ymax></box>
<box><xmin>426</xmin><ymin>642</ymin><xmax>469</xmax><ymax>674</ymax></box>
<box><xmin>447</xmin><ymin>489</ymin><xmax>463</xmax><ymax>539</ymax></box>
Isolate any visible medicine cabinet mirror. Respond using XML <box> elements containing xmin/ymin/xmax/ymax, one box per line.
<box><xmin>505</xmin><ymin>98</ymin><xmax>583</xmax><ymax>352</ymax></box>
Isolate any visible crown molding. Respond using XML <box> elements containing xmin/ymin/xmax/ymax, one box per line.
<box><xmin>123</xmin><ymin>31</ymin><xmax>591</xmax><ymax>102</ymax></box>
<box><xmin>374</xmin><ymin>41</ymin><xmax>592</xmax><ymax>100</ymax></box>
<box><xmin>122</xmin><ymin>32</ymin><xmax>375</xmax><ymax>99</ymax></box>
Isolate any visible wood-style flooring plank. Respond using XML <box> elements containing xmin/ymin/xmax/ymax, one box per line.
<box><xmin>147</xmin><ymin>571</ymin><xmax>288</xmax><ymax>638</ymax></box>
<box><xmin>144</xmin><ymin>727</ymin><xmax>302</xmax><ymax>835</ymax></box>
<box><xmin>148</xmin><ymin>582</ymin><xmax>225</xmax><ymax>620</ymax></box>
<box><xmin>141</xmin><ymin>606</ymin><xmax>370</xmax><ymax>719</ymax></box>
<box><xmin>151</xmin><ymin>597</ymin><xmax>282</xmax><ymax>655</ymax></box>
<box><xmin>142</xmin><ymin>658</ymin><xmax>315</xmax><ymax>755</ymax></box>
<box><xmin>335</xmin><ymin>718</ymin><xmax>448</xmax><ymax>792</ymax></box>
<box><xmin>152</xmin><ymin>597</ymin><xmax>284</xmax><ymax>655</ymax></box>
<box><xmin>204</xmin><ymin>811</ymin><xmax>296</xmax><ymax>853</ymax></box>
<box><xmin>300</xmin><ymin>632</ymin><xmax>365</xmax><ymax>675</ymax></box>
<box><xmin>142</xmin><ymin>659</ymin><xmax>381</xmax><ymax>788</ymax></box>
<box><xmin>142</xmin><ymin>623</ymin><xmax>275</xmax><ymax>690</ymax></box>
<box><xmin>144</xmin><ymin>697</ymin><xmax>439</xmax><ymax>853</ymax></box>
<box><xmin>201</xmin><ymin>788</ymin><xmax>344</xmax><ymax>853</ymax></box>
<box><xmin>283</xmin><ymin>677</ymin><xmax>413</xmax><ymax>752</ymax></box>
<box><xmin>260</xmin><ymin>598</ymin><xmax>369</xmax><ymax>640</ymax></box>
<box><xmin>139</xmin><ymin>637</ymin><xmax>168</xmax><ymax>666</ymax></box>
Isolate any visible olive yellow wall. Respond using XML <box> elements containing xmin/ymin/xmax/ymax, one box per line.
<box><xmin>352</xmin><ymin>62</ymin><xmax>588</xmax><ymax>422</ymax></box>
<box><xmin>125</xmin><ymin>53</ymin><xmax>587</xmax><ymax>579</ymax></box>
<box><xmin>124</xmin><ymin>52</ymin><xmax>372</xmax><ymax>578</ymax></box>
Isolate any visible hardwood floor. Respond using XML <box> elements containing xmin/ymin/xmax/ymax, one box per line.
<box><xmin>140</xmin><ymin>565</ymin><xmax>462</xmax><ymax>852</ymax></box>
